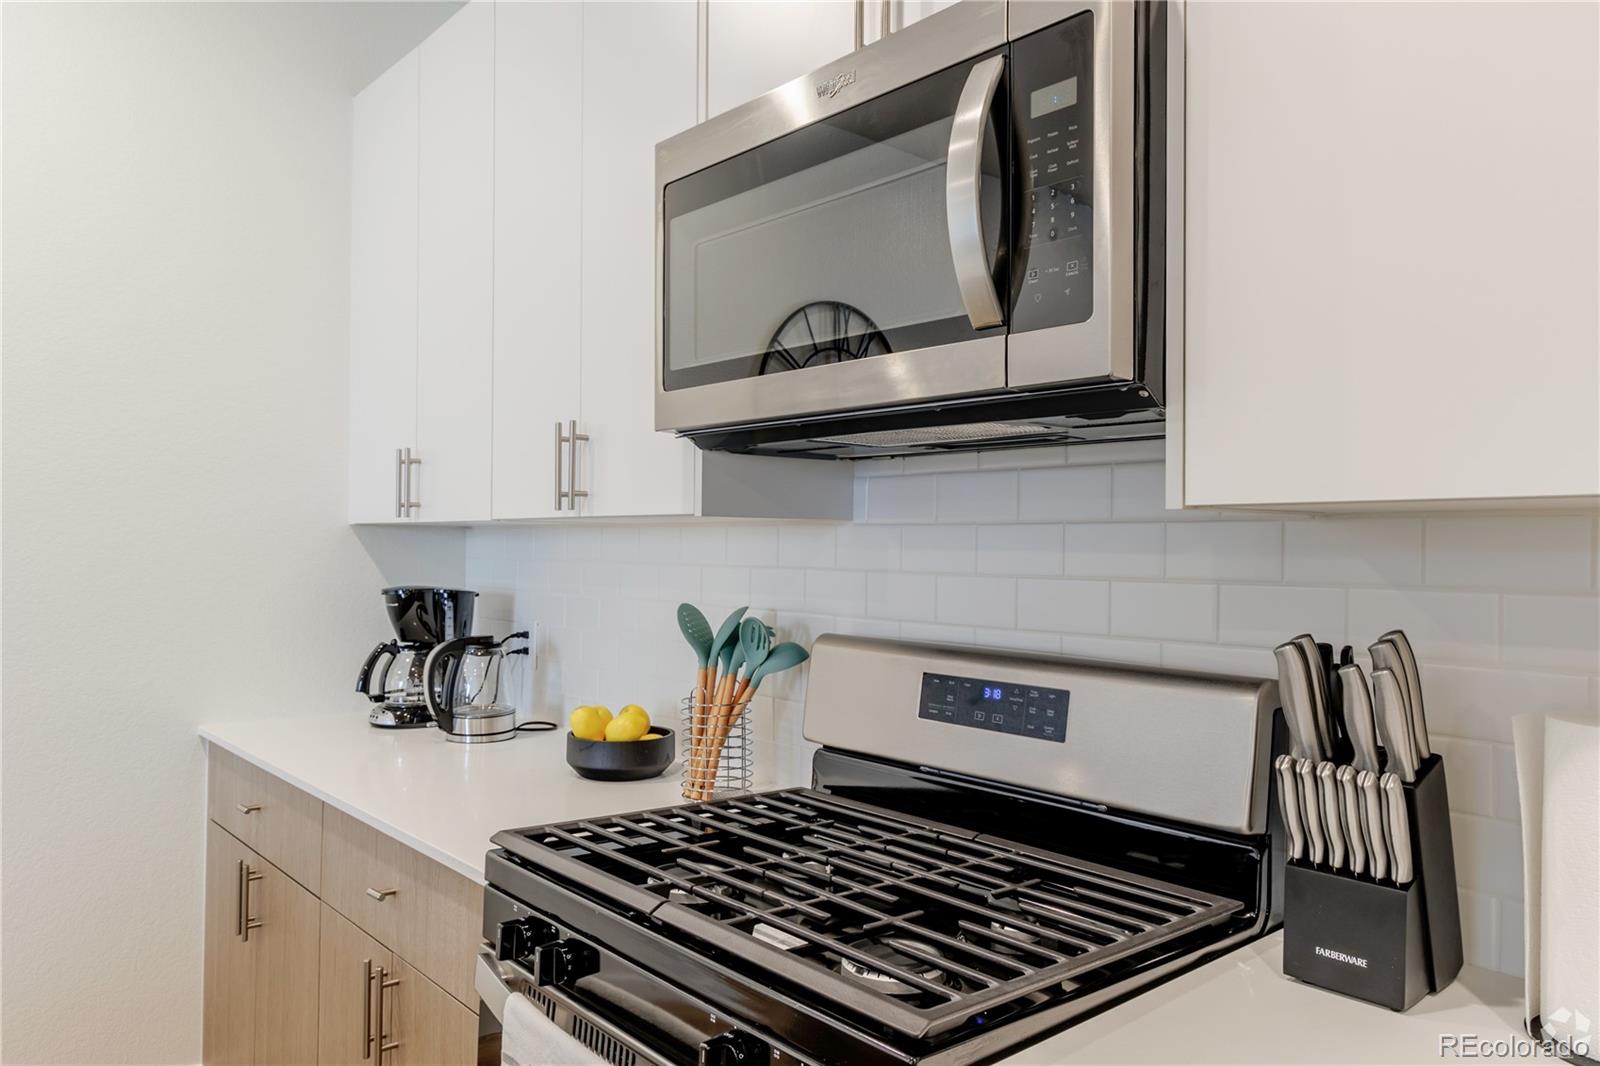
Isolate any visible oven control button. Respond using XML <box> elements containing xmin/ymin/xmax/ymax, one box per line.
<box><xmin>495</xmin><ymin>917</ymin><xmax>558</xmax><ymax>962</ymax></box>
<box><xmin>698</xmin><ymin>1030</ymin><xmax>768</xmax><ymax>1066</ymax></box>
<box><xmin>534</xmin><ymin>939</ymin><xmax>598</xmax><ymax>987</ymax></box>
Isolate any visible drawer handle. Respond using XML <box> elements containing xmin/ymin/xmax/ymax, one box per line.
<box><xmin>236</xmin><ymin>803</ymin><xmax>262</xmax><ymax>815</ymax></box>
<box><xmin>366</xmin><ymin>887</ymin><xmax>398</xmax><ymax>902</ymax></box>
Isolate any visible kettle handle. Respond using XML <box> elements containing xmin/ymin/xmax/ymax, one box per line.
<box><xmin>357</xmin><ymin>641</ymin><xmax>398</xmax><ymax>702</ymax></box>
<box><xmin>422</xmin><ymin>637</ymin><xmax>471</xmax><ymax>724</ymax></box>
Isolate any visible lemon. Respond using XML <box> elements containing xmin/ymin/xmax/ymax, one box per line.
<box><xmin>604</xmin><ymin>714</ymin><xmax>649</xmax><ymax>742</ymax></box>
<box><xmin>590</xmin><ymin>705</ymin><xmax>614</xmax><ymax>725</ymax></box>
<box><xmin>640</xmin><ymin>732</ymin><xmax>664</xmax><ymax>741</ymax></box>
<box><xmin>569</xmin><ymin>705</ymin><xmax>609</xmax><ymax>741</ymax></box>
<box><xmin>619</xmin><ymin>704</ymin><xmax>650</xmax><ymax>728</ymax></box>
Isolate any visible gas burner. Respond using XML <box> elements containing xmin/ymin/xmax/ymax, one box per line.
<box><xmin>837</xmin><ymin>937</ymin><xmax>948</xmax><ymax>997</ymax></box>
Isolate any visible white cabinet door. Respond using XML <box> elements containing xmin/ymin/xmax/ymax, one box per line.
<box><xmin>1180</xmin><ymin>1</ymin><xmax>1600</xmax><ymax>508</ymax></box>
<box><xmin>576</xmin><ymin>1</ymin><xmax>700</xmax><ymax>518</ymax></box>
<box><xmin>492</xmin><ymin>1</ymin><xmax>583</xmax><ymax>520</ymax></box>
<box><xmin>706</xmin><ymin>1</ymin><xmax>855</xmax><ymax>117</ymax></box>
<box><xmin>349</xmin><ymin>54</ymin><xmax>419</xmax><ymax>524</ymax></box>
<box><xmin>416</xmin><ymin>3</ymin><xmax>494</xmax><ymax>522</ymax></box>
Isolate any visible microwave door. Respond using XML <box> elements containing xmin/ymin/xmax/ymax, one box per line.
<box><xmin>656</xmin><ymin>43</ymin><xmax>1012</xmax><ymax>434</ymax></box>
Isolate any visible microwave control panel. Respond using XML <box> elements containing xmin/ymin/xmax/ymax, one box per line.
<box><xmin>1011</xmin><ymin>12</ymin><xmax>1095</xmax><ymax>333</ymax></box>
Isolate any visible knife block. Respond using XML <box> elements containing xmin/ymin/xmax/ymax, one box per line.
<box><xmin>1281</xmin><ymin>754</ymin><xmax>1462</xmax><ymax>1010</ymax></box>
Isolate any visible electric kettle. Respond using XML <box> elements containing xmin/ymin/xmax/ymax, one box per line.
<box><xmin>422</xmin><ymin>632</ymin><xmax>529</xmax><ymax>743</ymax></box>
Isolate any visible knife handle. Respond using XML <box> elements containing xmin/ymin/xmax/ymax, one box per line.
<box><xmin>1381</xmin><ymin>773</ymin><xmax>1415</xmax><ymax>885</ymax></box>
<box><xmin>1358</xmin><ymin>770</ymin><xmax>1388</xmax><ymax>882</ymax></box>
<box><xmin>1372</xmin><ymin>667</ymin><xmax>1419</xmax><ymax>782</ymax></box>
<box><xmin>1274</xmin><ymin>755</ymin><xmax>1305</xmax><ymax>863</ymax></box>
<box><xmin>1380</xmin><ymin>630</ymin><xmax>1431</xmax><ymax>760</ymax></box>
<box><xmin>1292</xmin><ymin>634</ymin><xmax>1335</xmax><ymax>759</ymax></box>
<box><xmin>1274</xmin><ymin>641</ymin><xmax>1324</xmax><ymax>762</ymax></box>
<box><xmin>1337</xmin><ymin>765</ymin><xmax>1368</xmax><ymax>877</ymax></box>
<box><xmin>1316</xmin><ymin>762</ymin><xmax>1345</xmax><ymax>871</ymax></box>
<box><xmin>1337</xmin><ymin>663</ymin><xmax>1383</xmax><ymax>774</ymax></box>
<box><xmin>1296</xmin><ymin>758</ymin><xmax>1325</xmax><ymax>866</ymax></box>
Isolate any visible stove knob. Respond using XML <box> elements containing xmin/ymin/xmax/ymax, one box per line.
<box><xmin>495</xmin><ymin>917</ymin><xmax>557</xmax><ymax>962</ymax></box>
<box><xmin>698</xmin><ymin>1030</ymin><xmax>768</xmax><ymax>1066</ymax></box>
<box><xmin>534</xmin><ymin>939</ymin><xmax>598</xmax><ymax>987</ymax></box>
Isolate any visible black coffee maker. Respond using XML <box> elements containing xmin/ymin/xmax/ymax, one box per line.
<box><xmin>356</xmin><ymin>586</ymin><xmax>478</xmax><ymax>728</ymax></box>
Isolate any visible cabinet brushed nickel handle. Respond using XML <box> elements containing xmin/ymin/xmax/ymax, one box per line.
<box><xmin>553</xmin><ymin>421</ymin><xmax>565</xmax><ymax>509</ymax></box>
<box><xmin>879</xmin><ymin>0</ymin><xmax>891</xmax><ymax>39</ymax></box>
<box><xmin>400</xmin><ymin>448</ymin><xmax>421</xmax><ymax>515</ymax></box>
<box><xmin>365</xmin><ymin>887</ymin><xmax>398</xmax><ymax>902</ymax></box>
<box><xmin>853</xmin><ymin>0</ymin><xmax>864</xmax><ymax>49</ymax></box>
<box><xmin>567</xmin><ymin>419</ymin><xmax>589</xmax><ymax>511</ymax></box>
<box><xmin>362</xmin><ymin>958</ymin><xmax>376</xmax><ymax>1060</ymax></box>
<box><xmin>235</xmin><ymin>859</ymin><xmax>246</xmax><ymax>938</ymax></box>
<box><xmin>377</xmin><ymin>968</ymin><xmax>401</xmax><ymax>1059</ymax></box>
<box><xmin>394</xmin><ymin>448</ymin><xmax>404</xmax><ymax>519</ymax></box>
<box><xmin>241</xmin><ymin>865</ymin><xmax>264</xmax><ymax>942</ymax></box>
<box><xmin>235</xmin><ymin>803</ymin><xmax>261</xmax><ymax>815</ymax></box>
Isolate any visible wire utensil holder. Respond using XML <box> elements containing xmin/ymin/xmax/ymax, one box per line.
<box><xmin>681</xmin><ymin>693</ymin><xmax>752</xmax><ymax>801</ymax></box>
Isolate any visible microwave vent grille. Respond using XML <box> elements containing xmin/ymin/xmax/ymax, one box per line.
<box><xmin>812</xmin><ymin>422</ymin><xmax>1062</xmax><ymax>448</ymax></box>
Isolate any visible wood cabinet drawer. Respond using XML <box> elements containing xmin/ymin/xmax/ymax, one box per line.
<box><xmin>321</xmin><ymin>806</ymin><xmax>483</xmax><ymax>1009</ymax></box>
<box><xmin>208</xmin><ymin>746</ymin><xmax>324</xmax><ymax>894</ymax></box>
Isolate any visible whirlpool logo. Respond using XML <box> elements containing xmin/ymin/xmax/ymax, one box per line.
<box><xmin>1315</xmin><ymin>945</ymin><xmax>1369</xmax><ymax>968</ymax></box>
<box><xmin>815</xmin><ymin>70</ymin><xmax>856</xmax><ymax>98</ymax></box>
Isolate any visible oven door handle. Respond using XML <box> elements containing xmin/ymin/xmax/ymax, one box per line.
<box><xmin>946</xmin><ymin>53</ymin><xmax>1007</xmax><ymax>331</ymax></box>
<box><xmin>475</xmin><ymin>949</ymin><xmax>516</xmax><ymax>1023</ymax></box>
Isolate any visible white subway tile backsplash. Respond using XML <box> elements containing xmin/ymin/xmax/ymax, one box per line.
<box><xmin>1347</xmin><ymin>588</ymin><xmax>1499</xmax><ymax>663</ymax></box>
<box><xmin>866</xmin><ymin>474</ymin><xmax>937</xmax><ymax>523</ymax></box>
<box><xmin>1166</xmin><ymin>522</ymin><xmax>1283</xmax><ymax>582</ymax></box>
<box><xmin>937</xmin><ymin>575</ymin><xmax>1016</xmax><ymax>628</ymax></box>
<box><xmin>867</xmin><ymin>572</ymin><xmax>937</xmax><ymax>620</ymax></box>
<box><xmin>1016</xmin><ymin>579</ymin><xmax>1110</xmax><ymax>634</ymax></box>
<box><xmin>471</xmin><ymin>456</ymin><xmax>1598</xmax><ymax>981</ymax></box>
<box><xmin>1502</xmin><ymin>594</ymin><xmax>1600</xmax><ymax>672</ymax></box>
<box><xmin>777</xmin><ymin>524</ymin><xmax>837</xmax><ymax>569</ymax></box>
<box><xmin>937</xmin><ymin>471</ymin><xmax>1019</xmax><ymax>523</ymax></box>
<box><xmin>836</xmin><ymin>524</ymin><xmax>901</xmax><ymax>571</ymax></box>
<box><xmin>901</xmin><ymin>525</ymin><xmax>977</xmax><ymax>573</ymax></box>
<box><xmin>1017</xmin><ymin>466</ymin><xmax>1112</xmax><ymax>521</ymax></box>
<box><xmin>1111</xmin><ymin>582</ymin><xmax>1217</xmax><ymax>642</ymax></box>
<box><xmin>1284</xmin><ymin>518</ymin><xmax>1423</xmax><ymax>585</ymax></box>
<box><xmin>1062</xmin><ymin>522</ymin><xmax>1165</xmax><ymax>578</ymax></box>
<box><xmin>977</xmin><ymin>524</ymin><xmax>1063</xmax><ymax>576</ymax></box>
<box><xmin>1426</xmin><ymin>515</ymin><xmax>1595</xmax><ymax>592</ymax></box>
<box><xmin>1218</xmin><ymin>585</ymin><xmax>1346</xmax><ymax>648</ymax></box>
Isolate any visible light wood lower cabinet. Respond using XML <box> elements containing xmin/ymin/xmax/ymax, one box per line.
<box><xmin>202</xmin><ymin>822</ymin><xmax>320</xmax><ymax>1066</ymax></box>
<box><xmin>388</xmin><ymin>957</ymin><xmax>480</xmax><ymax>1066</ymax></box>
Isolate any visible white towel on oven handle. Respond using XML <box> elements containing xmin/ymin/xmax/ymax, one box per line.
<box><xmin>501</xmin><ymin>992</ymin><xmax>605</xmax><ymax>1066</ymax></box>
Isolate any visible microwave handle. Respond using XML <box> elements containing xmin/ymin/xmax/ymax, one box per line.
<box><xmin>945</xmin><ymin>53</ymin><xmax>1006</xmax><ymax>330</ymax></box>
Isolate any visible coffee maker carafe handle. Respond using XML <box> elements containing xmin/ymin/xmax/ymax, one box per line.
<box><xmin>423</xmin><ymin>636</ymin><xmax>494</xmax><ymax>727</ymax></box>
<box><xmin>357</xmin><ymin>641</ymin><xmax>399</xmax><ymax>703</ymax></box>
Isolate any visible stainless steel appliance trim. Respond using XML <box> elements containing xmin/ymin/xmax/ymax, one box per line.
<box><xmin>474</xmin><ymin>949</ymin><xmax>674</xmax><ymax>1066</ymax></box>
<box><xmin>552</xmin><ymin>421</ymin><xmax>564</xmax><ymax>510</ymax></box>
<box><xmin>1007</xmin><ymin>0</ymin><xmax>1137</xmax><ymax>389</ymax></box>
<box><xmin>946</xmin><ymin>54</ymin><xmax>1007</xmax><ymax>329</ymax></box>
<box><xmin>657</xmin><ymin>335</ymin><xmax>1006</xmax><ymax>432</ymax></box>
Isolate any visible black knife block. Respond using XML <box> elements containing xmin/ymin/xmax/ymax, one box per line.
<box><xmin>1281</xmin><ymin>755</ymin><xmax>1462</xmax><ymax>1010</ymax></box>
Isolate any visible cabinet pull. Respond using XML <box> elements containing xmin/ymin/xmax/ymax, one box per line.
<box><xmin>394</xmin><ymin>448</ymin><xmax>405</xmax><ymax>519</ymax></box>
<box><xmin>362</xmin><ymin>958</ymin><xmax>376</xmax><ymax>1060</ymax></box>
<box><xmin>400</xmin><ymin>448</ymin><xmax>421</xmax><ymax>516</ymax></box>
<box><xmin>566</xmin><ymin>419</ymin><xmax>589</xmax><ymax>511</ymax></box>
<box><xmin>553</xmin><ymin>421</ymin><xmax>565</xmax><ymax>509</ymax></box>
<box><xmin>377</xmin><ymin>968</ymin><xmax>401</xmax><ymax>1059</ymax></box>
<box><xmin>235</xmin><ymin>859</ymin><xmax>245</xmax><ymax>938</ymax></box>
<box><xmin>854</xmin><ymin>0</ymin><xmax>864</xmax><ymax>49</ymax></box>
<box><xmin>365</xmin><ymin>887</ymin><xmax>398</xmax><ymax>902</ymax></box>
<box><xmin>235</xmin><ymin>803</ymin><xmax>261</xmax><ymax>815</ymax></box>
<box><xmin>241</xmin><ymin>864</ymin><xmax>264</xmax><ymax>942</ymax></box>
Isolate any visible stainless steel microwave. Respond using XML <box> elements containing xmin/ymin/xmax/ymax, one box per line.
<box><xmin>655</xmin><ymin>0</ymin><xmax>1180</xmax><ymax>459</ymax></box>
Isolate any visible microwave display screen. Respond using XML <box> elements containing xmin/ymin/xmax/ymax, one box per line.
<box><xmin>1030</xmin><ymin>77</ymin><xmax>1078</xmax><ymax>118</ymax></box>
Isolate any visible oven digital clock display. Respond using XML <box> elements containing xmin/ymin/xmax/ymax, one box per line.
<box><xmin>918</xmin><ymin>672</ymin><xmax>1068</xmax><ymax>743</ymax></box>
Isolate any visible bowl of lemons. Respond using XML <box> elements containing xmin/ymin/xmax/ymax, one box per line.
<box><xmin>565</xmin><ymin>704</ymin><xmax>675</xmax><ymax>781</ymax></box>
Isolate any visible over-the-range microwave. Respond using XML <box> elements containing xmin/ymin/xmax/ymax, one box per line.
<box><xmin>655</xmin><ymin>0</ymin><xmax>1181</xmax><ymax>460</ymax></box>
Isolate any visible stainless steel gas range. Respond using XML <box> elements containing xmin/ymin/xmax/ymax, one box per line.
<box><xmin>477</xmin><ymin>636</ymin><xmax>1282</xmax><ymax>1064</ymax></box>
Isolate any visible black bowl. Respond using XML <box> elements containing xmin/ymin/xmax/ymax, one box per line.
<box><xmin>566</xmin><ymin>728</ymin><xmax>675</xmax><ymax>782</ymax></box>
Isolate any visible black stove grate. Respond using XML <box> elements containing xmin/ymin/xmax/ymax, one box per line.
<box><xmin>496</xmin><ymin>788</ymin><xmax>1243</xmax><ymax>1041</ymax></box>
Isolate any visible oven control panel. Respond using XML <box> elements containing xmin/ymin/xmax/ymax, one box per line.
<box><xmin>918</xmin><ymin>672</ymin><xmax>1069</xmax><ymax>742</ymax></box>
<box><xmin>1011</xmin><ymin>11</ymin><xmax>1095</xmax><ymax>333</ymax></box>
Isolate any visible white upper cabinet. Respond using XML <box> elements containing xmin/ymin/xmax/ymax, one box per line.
<box><xmin>576</xmin><ymin>0</ymin><xmax>700</xmax><ymax>518</ymax></box>
<box><xmin>706</xmin><ymin>1</ymin><xmax>855</xmax><ymax>116</ymax></box>
<box><xmin>1177</xmin><ymin>1</ymin><xmax>1600</xmax><ymax>508</ymax></box>
<box><xmin>348</xmin><ymin>54</ymin><xmax>419</xmax><ymax>524</ymax></box>
<box><xmin>415</xmin><ymin>3</ymin><xmax>495</xmax><ymax>522</ymax></box>
<box><xmin>492</xmin><ymin>1</ymin><xmax>583</xmax><ymax>520</ymax></box>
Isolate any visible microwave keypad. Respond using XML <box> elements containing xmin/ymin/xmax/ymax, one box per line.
<box><xmin>1012</xmin><ymin>12</ymin><xmax>1094</xmax><ymax>333</ymax></box>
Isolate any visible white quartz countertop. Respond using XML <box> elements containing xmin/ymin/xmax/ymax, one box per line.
<box><xmin>199</xmin><ymin>713</ymin><xmax>1534</xmax><ymax>1065</ymax></box>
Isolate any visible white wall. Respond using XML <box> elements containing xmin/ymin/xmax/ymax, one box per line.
<box><xmin>466</xmin><ymin>447</ymin><xmax>1600</xmax><ymax>982</ymax></box>
<box><xmin>1</xmin><ymin>5</ymin><xmax>463</xmax><ymax>1062</ymax></box>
